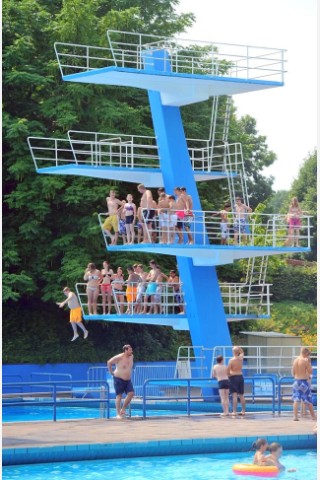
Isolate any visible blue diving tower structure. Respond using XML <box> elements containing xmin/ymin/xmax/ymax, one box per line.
<box><xmin>28</xmin><ymin>31</ymin><xmax>312</xmax><ymax>353</ymax></box>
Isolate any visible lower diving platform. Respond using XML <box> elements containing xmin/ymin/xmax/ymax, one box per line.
<box><xmin>27</xmin><ymin>134</ymin><xmax>242</xmax><ymax>187</ymax></box>
<box><xmin>99</xmin><ymin>210</ymin><xmax>312</xmax><ymax>266</ymax></box>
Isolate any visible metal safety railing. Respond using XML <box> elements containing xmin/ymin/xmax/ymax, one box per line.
<box><xmin>141</xmin><ymin>375</ymin><xmax>277</xmax><ymax>417</ymax></box>
<box><xmin>98</xmin><ymin>210</ymin><xmax>312</xmax><ymax>249</ymax></box>
<box><xmin>54</xmin><ymin>30</ymin><xmax>286</xmax><ymax>83</ymax></box>
<box><xmin>27</xmin><ymin>133</ymin><xmax>244</xmax><ymax>175</ymax></box>
<box><xmin>176</xmin><ymin>345</ymin><xmax>317</xmax><ymax>380</ymax></box>
<box><xmin>75</xmin><ymin>282</ymin><xmax>185</xmax><ymax>316</ymax></box>
<box><xmin>2</xmin><ymin>380</ymin><xmax>110</xmax><ymax>421</ymax></box>
<box><xmin>75</xmin><ymin>280</ymin><xmax>271</xmax><ymax>320</ymax></box>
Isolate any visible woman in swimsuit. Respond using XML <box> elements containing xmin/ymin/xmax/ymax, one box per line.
<box><xmin>111</xmin><ymin>267</ymin><xmax>125</xmax><ymax>314</ymax></box>
<box><xmin>83</xmin><ymin>263</ymin><xmax>103</xmax><ymax>315</ymax></box>
<box><xmin>285</xmin><ymin>197</ymin><xmax>303</xmax><ymax>247</ymax></box>
<box><xmin>124</xmin><ymin>194</ymin><xmax>137</xmax><ymax>244</ymax></box>
<box><xmin>100</xmin><ymin>260</ymin><xmax>114</xmax><ymax>315</ymax></box>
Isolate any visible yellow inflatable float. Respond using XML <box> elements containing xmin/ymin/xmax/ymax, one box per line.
<box><xmin>232</xmin><ymin>464</ymin><xmax>279</xmax><ymax>477</ymax></box>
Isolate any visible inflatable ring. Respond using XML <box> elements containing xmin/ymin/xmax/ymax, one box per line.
<box><xmin>232</xmin><ymin>464</ymin><xmax>279</xmax><ymax>477</ymax></box>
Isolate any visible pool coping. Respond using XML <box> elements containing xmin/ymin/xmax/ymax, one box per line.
<box><xmin>3</xmin><ymin>434</ymin><xmax>316</xmax><ymax>466</ymax></box>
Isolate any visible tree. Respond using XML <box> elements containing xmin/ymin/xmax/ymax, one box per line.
<box><xmin>290</xmin><ymin>150</ymin><xmax>317</xmax><ymax>261</ymax></box>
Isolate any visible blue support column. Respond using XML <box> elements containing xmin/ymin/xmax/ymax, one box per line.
<box><xmin>145</xmin><ymin>50</ymin><xmax>232</xmax><ymax>356</ymax></box>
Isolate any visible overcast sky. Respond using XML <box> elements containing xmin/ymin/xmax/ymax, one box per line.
<box><xmin>176</xmin><ymin>0</ymin><xmax>317</xmax><ymax>191</ymax></box>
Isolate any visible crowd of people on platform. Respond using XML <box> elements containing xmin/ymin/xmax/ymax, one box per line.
<box><xmin>101</xmin><ymin>185</ymin><xmax>305</xmax><ymax>247</ymax></box>
<box><xmin>81</xmin><ymin>260</ymin><xmax>184</xmax><ymax>317</ymax></box>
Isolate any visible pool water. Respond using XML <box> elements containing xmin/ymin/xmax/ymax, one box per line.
<box><xmin>2</xmin><ymin>450</ymin><xmax>316</xmax><ymax>480</ymax></box>
<box><xmin>2</xmin><ymin>405</ymin><xmax>196</xmax><ymax>422</ymax></box>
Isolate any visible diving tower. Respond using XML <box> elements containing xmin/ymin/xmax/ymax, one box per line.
<box><xmin>30</xmin><ymin>30</ymin><xmax>311</xmax><ymax>356</ymax></box>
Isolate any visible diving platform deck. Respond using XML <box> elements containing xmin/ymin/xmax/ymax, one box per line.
<box><xmin>55</xmin><ymin>31</ymin><xmax>286</xmax><ymax>106</ymax></box>
<box><xmin>106</xmin><ymin>243</ymin><xmax>310</xmax><ymax>266</ymax></box>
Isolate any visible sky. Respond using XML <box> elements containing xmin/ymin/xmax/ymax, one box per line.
<box><xmin>176</xmin><ymin>0</ymin><xmax>317</xmax><ymax>191</ymax></box>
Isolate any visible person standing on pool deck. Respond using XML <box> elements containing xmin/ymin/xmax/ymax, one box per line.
<box><xmin>212</xmin><ymin>355</ymin><xmax>230</xmax><ymax>416</ymax></box>
<box><xmin>57</xmin><ymin>287</ymin><xmax>88</xmax><ymax>341</ymax></box>
<box><xmin>107</xmin><ymin>344</ymin><xmax>135</xmax><ymax>419</ymax></box>
<box><xmin>292</xmin><ymin>347</ymin><xmax>316</xmax><ymax>421</ymax></box>
<box><xmin>227</xmin><ymin>346</ymin><xmax>246</xmax><ymax>417</ymax></box>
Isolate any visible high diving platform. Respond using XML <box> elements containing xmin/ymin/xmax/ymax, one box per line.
<box><xmin>29</xmin><ymin>29</ymin><xmax>299</xmax><ymax>353</ymax></box>
<box><xmin>54</xmin><ymin>30</ymin><xmax>286</xmax><ymax>106</ymax></box>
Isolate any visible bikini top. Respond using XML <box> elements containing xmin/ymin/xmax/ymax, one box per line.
<box><xmin>88</xmin><ymin>274</ymin><xmax>99</xmax><ymax>281</ymax></box>
<box><xmin>124</xmin><ymin>203</ymin><xmax>134</xmax><ymax>212</ymax></box>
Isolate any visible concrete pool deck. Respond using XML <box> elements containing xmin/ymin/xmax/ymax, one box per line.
<box><xmin>2</xmin><ymin>412</ymin><xmax>317</xmax><ymax>465</ymax></box>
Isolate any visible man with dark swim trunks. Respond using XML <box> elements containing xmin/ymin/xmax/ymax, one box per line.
<box><xmin>107</xmin><ymin>345</ymin><xmax>134</xmax><ymax>419</ymax></box>
<box><xmin>227</xmin><ymin>346</ymin><xmax>246</xmax><ymax>417</ymax></box>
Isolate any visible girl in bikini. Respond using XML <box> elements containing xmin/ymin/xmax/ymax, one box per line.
<box><xmin>84</xmin><ymin>263</ymin><xmax>103</xmax><ymax>315</ymax></box>
<box><xmin>100</xmin><ymin>260</ymin><xmax>114</xmax><ymax>315</ymax></box>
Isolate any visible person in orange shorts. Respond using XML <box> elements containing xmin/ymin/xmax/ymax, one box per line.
<box><xmin>125</xmin><ymin>266</ymin><xmax>141</xmax><ymax>313</ymax></box>
<box><xmin>57</xmin><ymin>287</ymin><xmax>88</xmax><ymax>341</ymax></box>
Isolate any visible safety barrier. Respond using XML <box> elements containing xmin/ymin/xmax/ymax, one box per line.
<box><xmin>54</xmin><ymin>30</ymin><xmax>286</xmax><ymax>82</ymax></box>
<box><xmin>141</xmin><ymin>375</ymin><xmax>277</xmax><ymax>417</ymax></box>
<box><xmin>27</xmin><ymin>133</ymin><xmax>244</xmax><ymax>175</ymax></box>
<box><xmin>99</xmin><ymin>210</ymin><xmax>312</xmax><ymax>249</ymax></box>
<box><xmin>2</xmin><ymin>380</ymin><xmax>110</xmax><ymax>421</ymax></box>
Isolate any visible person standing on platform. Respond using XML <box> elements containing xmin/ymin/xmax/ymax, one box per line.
<box><xmin>212</xmin><ymin>355</ymin><xmax>230</xmax><ymax>416</ymax></box>
<box><xmin>285</xmin><ymin>197</ymin><xmax>303</xmax><ymax>247</ymax></box>
<box><xmin>292</xmin><ymin>347</ymin><xmax>316</xmax><ymax>421</ymax></box>
<box><xmin>180</xmin><ymin>186</ymin><xmax>194</xmax><ymax>244</ymax></box>
<box><xmin>102</xmin><ymin>190</ymin><xmax>123</xmax><ymax>245</ymax></box>
<box><xmin>57</xmin><ymin>287</ymin><xmax>88</xmax><ymax>341</ymax></box>
<box><xmin>107</xmin><ymin>344</ymin><xmax>135</xmax><ymax>419</ymax></box>
<box><xmin>233</xmin><ymin>197</ymin><xmax>252</xmax><ymax>245</ymax></box>
<box><xmin>227</xmin><ymin>346</ymin><xmax>246</xmax><ymax>417</ymax></box>
<box><xmin>137</xmin><ymin>184</ymin><xmax>154</xmax><ymax>243</ymax></box>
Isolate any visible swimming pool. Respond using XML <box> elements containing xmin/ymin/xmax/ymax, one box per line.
<box><xmin>3</xmin><ymin>402</ymin><xmax>290</xmax><ymax>422</ymax></box>
<box><xmin>2</xmin><ymin>405</ymin><xmax>199</xmax><ymax>422</ymax></box>
<box><xmin>2</xmin><ymin>449</ymin><xmax>316</xmax><ymax>480</ymax></box>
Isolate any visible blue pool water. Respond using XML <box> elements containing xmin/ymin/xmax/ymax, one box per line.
<box><xmin>2</xmin><ymin>450</ymin><xmax>316</xmax><ymax>480</ymax></box>
<box><xmin>2</xmin><ymin>405</ymin><xmax>195</xmax><ymax>422</ymax></box>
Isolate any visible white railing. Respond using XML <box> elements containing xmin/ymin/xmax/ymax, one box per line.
<box><xmin>75</xmin><ymin>280</ymin><xmax>271</xmax><ymax>319</ymax></box>
<box><xmin>54</xmin><ymin>31</ymin><xmax>286</xmax><ymax>83</ymax></box>
<box><xmin>28</xmin><ymin>133</ymin><xmax>244</xmax><ymax>174</ymax></box>
<box><xmin>176</xmin><ymin>345</ymin><xmax>317</xmax><ymax>379</ymax></box>
<box><xmin>75</xmin><ymin>282</ymin><xmax>185</xmax><ymax>316</ymax></box>
<box><xmin>211</xmin><ymin>345</ymin><xmax>318</xmax><ymax>378</ymax></box>
<box><xmin>98</xmin><ymin>210</ymin><xmax>312</xmax><ymax>249</ymax></box>
<box><xmin>219</xmin><ymin>282</ymin><xmax>271</xmax><ymax>318</ymax></box>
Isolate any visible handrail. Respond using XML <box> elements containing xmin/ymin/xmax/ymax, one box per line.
<box><xmin>141</xmin><ymin>375</ymin><xmax>276</xmax><ymax>417</ymax></box>
<box><xmin>98</xmin><ymin>209</ymin><xmax>312</xmax><ymax>249</ymax></box>
<box><xmin>3</xmin><ymin>380</ymin><xmax>110</xmax><ymax>421</ymax></box>
<box><xmin>28</xmin><ymin>134</ymin><xmax>244</xmax><ymax>174</ymax></box>
<box><xmin>54</xmin><ymin>32</ymin><xmax>286</xmax><ymax>82</ymax></box>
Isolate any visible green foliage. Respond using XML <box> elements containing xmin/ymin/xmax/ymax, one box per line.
<box><xmin>270</xmin><ymin>264</ymin><xmax>316</xmax><ymax>305</ymax></box>
<box><xmin>243</xmin><ymin>301</ymin><xmax>317</xmax><ymax>346</ymax></box>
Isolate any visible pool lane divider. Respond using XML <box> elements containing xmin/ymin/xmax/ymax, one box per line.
<box><xmin>3</xmin><ymin>434</ymin><xmax>316</xmax><ymax>466</ymax></box>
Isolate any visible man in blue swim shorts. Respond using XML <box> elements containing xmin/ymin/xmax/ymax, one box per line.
<box><xmin>227</xmin><ymin>346</ymin><xmax>246</xmax><ymax>417</ymax></box>
<box><xmin>107</xmin><ymin>344</ymin><xmax>134</xmax><ymax>419</ymax></box>
<box><xmin>292</xmin><ymin>347</ymin><xmax>316</xmax><ymax>421</ymax></box>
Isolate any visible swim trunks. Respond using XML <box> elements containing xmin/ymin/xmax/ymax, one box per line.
<box><xmin>234</xmin><ymin>218</ymin><xmax>246</xmax><ymax>234</ymax></box>
<box><xmin>289</xmin><ymin>217</ymin><xmax>301</xmax><ymax>227</ymax></box>
<box><xmin>102</xmin><ymin>214</ymin><xmax>119</xmax><ymax>233</ymax></box>
<box><xmin>218</xmin><ymin>379</ymin><xmax>230</xmax><ymax>390</ymax></box>
<box><xmin>100</xmin><ymin>284</ymin><xmax>112</xmax><ymax>293</ymax></box>
<box><xmin>220</xmin><ymin>222</ymin><xmax>229</xmax><ymax>240</ymax></box>
<box><xmin>292</xmin><ymin>379</ymin><xmax>313</xmax><ymax>404</ymax></box>
<box><xmin>70</xmin><ymin>306</ymin><xmax>82</xmax><ymax>323</ymax></box>
<box><xmin>113</xmin><ymin>376</ymin><xmax>134</xmax><ymax>396</ymax></box>
<box><xmin>229</xmin><ymin>375</ymin><xmax>244</xmax><ymax>395</ymax></box>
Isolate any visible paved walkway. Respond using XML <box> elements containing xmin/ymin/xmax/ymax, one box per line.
<box><xmin>3</xmin><ymin>412</ymin><xmax>316</xmax><ymax>449</ymax></box>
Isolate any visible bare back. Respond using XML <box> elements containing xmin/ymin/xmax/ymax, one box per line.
<box><xmin>292</xmin><ymin>356</ymin><xmax>312</xmax><ymax>380</ymax></box>
<box><xmin>228</xmin><ymin>355</ymin><xmax>244</xmax><ymax>376</ymax></box>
